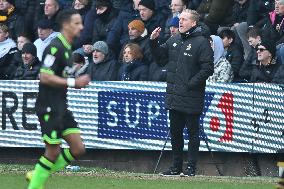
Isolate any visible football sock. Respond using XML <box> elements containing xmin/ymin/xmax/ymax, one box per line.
<box><xmin>28</xmin><ymin>156</ymin><xmax>54</xmax><ymax>189</ymax></box>
<box><xmin>51</xmin><ymin>148</ymin><xmax>75</xmax><ymax>173</ymax></box>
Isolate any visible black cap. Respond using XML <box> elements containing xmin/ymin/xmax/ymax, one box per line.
<box><xmin>138</xmin><ymin>0</ymin><xmax>155</xmax><ymax>11</ymax></box>
<box><xmin>96</xmin><ymin>0</ymin><xmax>112</xmax><ymax>7</ymax></box>
<box><xmin>259</xmin><ymin>40</ymin><xmax>276</xmax><ymax>58</ymax></box>
<box><xmin>6</xmin><ymin>0</ymin><xmax>15</xmax><ymax>6</ymax></box>
<box><xmin>37</xmin><ymin>19</ymin><xmax>54</xmax><ymax>29</ymax></box>
<box><xmin>22</xmin><ymin>43</ymin><xmax>37</xmax><ymax>57</ymax></box>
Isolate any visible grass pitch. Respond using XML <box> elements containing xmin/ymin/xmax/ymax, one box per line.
<box><xmin>0</xmin><ymin>164</ymin><xmax>277</xmax><ymax>189</ymax></box>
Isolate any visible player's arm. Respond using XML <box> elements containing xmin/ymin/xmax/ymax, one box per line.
<box><xmin>40</xmin><ymin>72</ymin><xmax>90</xmax><ymax>89</ymax></box>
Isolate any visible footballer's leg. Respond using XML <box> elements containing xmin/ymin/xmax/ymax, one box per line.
<box><xmin>51</xmin><ymin>110</ymin><xmax>85</xmax><ymax>173</ymax></box>
<box><xmin>27</xmin><ymin>144</ymin><xmax>61</xmax><ymax>189</ymax></box>
<box><xmin>27</xmin><ymin>111</ymin><xmax>62</xmax><ymax>189</ymax></box>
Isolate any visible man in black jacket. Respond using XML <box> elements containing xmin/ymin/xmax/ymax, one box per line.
<box><xmin>150</xmin><ymin>9</ymin><xmax>214</xmax><ymax>176</ymax></box>
<box><xmin>13</xmin><ymin>43</ymin><xmax>41</xmax><ymax>80</ymax></box>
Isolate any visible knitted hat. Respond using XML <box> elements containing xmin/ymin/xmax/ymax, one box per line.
<box><xmin>169</xmin><ymin>16</ymin><xmax>179</xmax><ymax>28</ymax></box>
<box><xmin>96</xmin><ymin>0</ymin><xmax>112</xmax><ymax>7</ymax></box>
<box><xmin>93</xmin><ymin>41</ymin><xmax>109</xmax><ymax>55</ymax></box>
<box><xmin>37</xmin><ymin>19</ymin><xmax>54</xmax><ymax>29</ymax></box>
<box><xmin>259</xmin><ymin>40</ymin><xmax>276</xmax><ymax>58</ymax></box>
<box><xmin>22</xmin><ymin>43</ymin><xmax>37</xmax><ymax>57</ymax></box>
<box><xmin>6</xmin><ymin>0</ymin><xmax>15</xmax><ymax>6</ymax></box>
<box><xmin>128</xmin><ymin>20</ymin><xmax>145</xmax><ymax>33</ymax></box>
<box><xmin>138</xmin><ymin>0</ymin><xmax>155</xmax><ymax>11</ymax></box>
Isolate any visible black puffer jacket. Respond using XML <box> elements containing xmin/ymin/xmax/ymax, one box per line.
<box><xmin>13</xmin><ymin>57</ymin><xmax>41</xmax><ymax>80</ymax></box>
<box><xmin>249</xmin><ymin>59</ymin><xmax>279</xmax><ymax>83</ymax></box>
<box><xmin>87</xmin><ymin>54</ymin><xmax>119</xmax><ymax>81</ymax></box>
<box><xmin>239</xmin><ymin>46</ymin><xmax>257</xmax><ymax>82</ymax></box>
<box><xmin>92</xmin><ymin>7</ymin><xmax>118</xmax><ymax>43</ymax></box>
<box><xmin>117</xmin><ymin>59</ymin><xmax>148</xmax><ymax>81</ymax></box>
<box><xmin>247</xmin><ymin>0</ymin><xmax>274</xmax><ymax>27</ymax></box>
<box><xmin>150</xmin><ymin>26</ymin><xmax>214</xmax><ymax>114</ymax></box>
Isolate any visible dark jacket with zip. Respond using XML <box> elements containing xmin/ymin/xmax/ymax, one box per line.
<box><xmin>150</xmin><ymin>26</ymin><xmax>214</xmax><ymax>114</ymax></box>
<box><xmin>13</xmin><ymin>57</ymin><xmax>41</xmax><ymax>80</ymax></box>
<box><xmin>87</xmin><ymin>54</ymin><xmax>119</xmax><ymax>81</ymax></box>
<box><xmin>117</xmin><ymin>59</ymin><xmax>148</xmax><ymax>81</ymax></box>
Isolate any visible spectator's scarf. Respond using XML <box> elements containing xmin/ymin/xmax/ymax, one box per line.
<box><xmin>0</xmin><ymin>38</ymin><xmax>16</xmax><ymax>58</ymax></box>
<box><xmin>0</xmin><ymin>6</ymin><xmax>15</xmax><ymax>22</ymax></box>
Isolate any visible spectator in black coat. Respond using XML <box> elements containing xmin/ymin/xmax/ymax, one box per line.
<box><xmin>262</xmin><ymin>0</ymin><xmax>284</xmax><ymax>46</ymax></box>
<box><xmin>36</xmin><ymin>0</ymin><xmax>60</xmax><ymax>31</ymax></box>
<box><xmin>77</xmin><ymin>0</ymin><xmax>118</xmax><ymax>57</ymax></box>
<box><xmin>106</xmin><ymin>0</ymin><xmax>140</xmax><ymax>55</ymax></box>
<box><xmin>197</xmin><ymin>0</ymin><xmax>235</xmax><ymax>34</ymax></box>
<box><xmin>8</xmin><ymin>33</ymin><xmax>32</xmax><ymax>79</ymax></box>
<box><xmin>126</xmin><ymin>19</ymin><xmax>152</xmax><ymax>64</ymax></box>
<box><xmin>92</xmin><ymin>0</ymin><xmax>118</xmax><ymax>43</ymax></box>
<box><xmin>117</xmin><ymin>43</ymin><xmax>148</xmax><ymax>81</ymax></box>
<box><xmin>138</xmin><ymin>0</ymin><xmax>167</xmax><ymax>41</ymax></box>
<box><xmin>150</xmin><ymin>9</ymin><xmax>213</xmax><ymax>176</ymax></box>
<box><xmin>0</xmin><ymin>0</ymin><xmax>25</xmax><ymax>40</ymax></box>
<box><xmin>247</xmin><ymin>0</ymin><xmax>274</xmax><ymax>27</ymax></box>
<box><xmin>249</xmin><ymin>40</ymin><xmax>279</xmax><ymax>83</ymax></box>
<box><xmin>13</xmin><ymin>43</ymin><xmax>41</xmax><ymax>80</ymax></box>
<box><xmin>87</xmin><ymin>41</ymin><xmax>118</xmax><ymax>81</ymax></box>
<box><xmin>0</xmin><ymin>24</ymin><xmax>17</xmax><ymax>79</ymax></box>
<box><xmin>219</xmin><ymin>29</ymin><xmax>244</xmax><ymax>82</ymax></box>
<box><xmin>229</xmin><ymin>0</ymin><xmax>250</xmax><ymax>27</ymax></box>
<box><xmin>15</xmin><ymin>0</ymin><xmax>37</xmax><ymax>41</ymax></box>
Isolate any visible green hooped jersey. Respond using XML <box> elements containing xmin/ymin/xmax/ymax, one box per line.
<box><xmin>35</xmin><ymin>33</ymin><xmax>73</xmax><ymax>114</ymax></box>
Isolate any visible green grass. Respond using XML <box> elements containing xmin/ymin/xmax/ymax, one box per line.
<box><xmin>0</xmin><ymin>164</ymin><xmax>278</xmax><ymax>189</ymax></box>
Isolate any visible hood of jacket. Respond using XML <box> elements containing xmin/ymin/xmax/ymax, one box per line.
<box><xmin>211</xmin><ymin>35</ymin><xmax>225</xmax><ymax>64</ymax></box>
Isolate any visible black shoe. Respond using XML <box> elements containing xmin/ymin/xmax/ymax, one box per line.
<box><xmin>181</xmin><ymin>166</ymin><xmax>196</xmax><ymax>177</ymax></box>
<box><xmin>160</xmin><ymin>167</ymin><xmax>182</xmax><ymax>176</ymax></box>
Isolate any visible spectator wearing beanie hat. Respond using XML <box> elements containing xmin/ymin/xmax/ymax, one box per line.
<box><xmin>248</xmin><ymin>40</ymin><xmax>279</xmax><ymax>83</ymax></box>
<box><xmin>93</xmin><ymin>41</ymin><xmax>109</xmax><ymax>56</ymax></box>
<box><xmin>21</xmin><ymin>43</ymin><xmax>37</xmax><ymax>64</ymax></box>
<box><xmin>169</xmin><ymin>16</ymin><xmax>179</xmax><ymax>36</ymax></box>
<box><xmin>34</xmin><ymin>19</ymin><xmax>59</xmax><ymax>61</ymax></box>
<box><xmin>138</xmin><ymin>0</ymin><xmax>155</xmax><ymax>21</ymax></box>
<box><xmin>87</xmin><ymin>40</ymin><xmax>118</xmax><ymax>81</ymax></box>
<box><xmin>125</xmin><ymin>19</ymin><xmax>153</xmax><ymax>66</ymax></box>
<box><xmin>128</xmin><ymin>20</ymin><xmax>146</xmax><ymax>40</ymax></box>
<box><xmin>138</xmin><ymin>0</ymin><xmax>167</xmax><ymax>40</ymax></box>
<box><xmin>13</xmin><ymin>43</ymin><xmax>41</xmax><ymax>80</ymax></box>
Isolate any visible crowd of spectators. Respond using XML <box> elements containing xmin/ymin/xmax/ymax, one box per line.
<box><xmin>0</xmin><ymin>0</ymin><xmax>284</xmax><ymax>84</ymax></box>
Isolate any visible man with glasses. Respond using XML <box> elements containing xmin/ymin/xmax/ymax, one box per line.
<box><xmin>165</xmin><ymin>0</ymin><xmax>186</xmax><ymax>39</ymax></box>
<box><xmin>249</xmin><ymin>40</ymin><xmax>279</xmax><ymax>82</ymax></box>
<box><xmin>150</xmin><ymin>9</ymin><xmax>213</xmax><ymax>177</ymax></box>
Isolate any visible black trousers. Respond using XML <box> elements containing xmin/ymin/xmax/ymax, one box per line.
<box><xmin>169</xmin><ymin>109</ymin><xmax>201</xmax><ymax>169</ymax></box>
